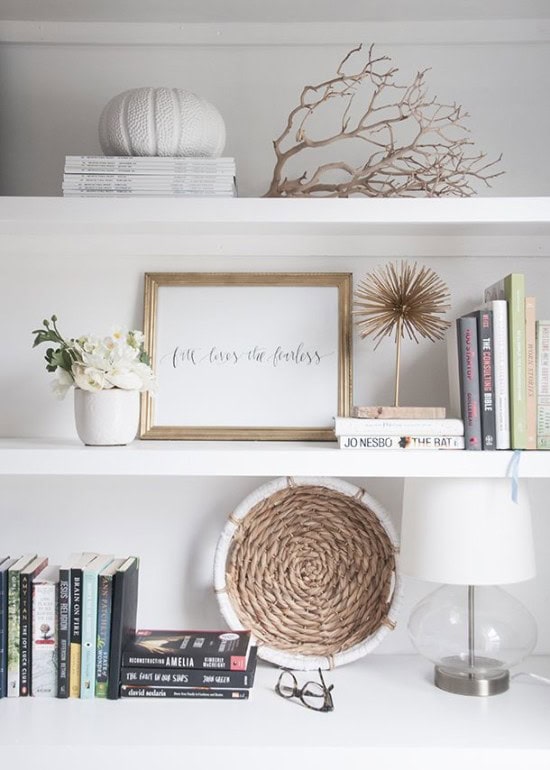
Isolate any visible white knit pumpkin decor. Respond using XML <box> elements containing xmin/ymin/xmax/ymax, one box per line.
<box><xmin>98</xmin><ymin>87</ymin><xmax>226</xmax><ymax>157</ymax></box>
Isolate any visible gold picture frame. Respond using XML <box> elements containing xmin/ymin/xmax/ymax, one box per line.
<box><xmin>140</xmin><ymin>272</ymin><xmax>352</xmax><ymax>440</ymax></box>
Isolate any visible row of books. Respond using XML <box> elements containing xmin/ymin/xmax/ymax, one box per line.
<box><xmin>451</xmin><ymin>272</ymin><xmax>549</xmax><ymax>450</ymax></box>
<box><xmin>120</xmin><ymin>629</ymin><xmax>256</xmax><ymax>700</ymax></box>
<box><xmin>0</xmin><ymin>552</ymin><xmax>139</xmax><ymax>699</ymax></box>
<box><xmin>334</xmin><ymin>414</ymin><xmax>465</xmax><ymax>450</ymax></box>
<box><xmin>62</xmin><ymin>155</ymin><xmax>238</xmax><ymax>197</ymax></box>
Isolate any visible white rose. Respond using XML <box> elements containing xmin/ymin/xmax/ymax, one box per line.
<box><xmin>72</xmin><ymin>363</ymin><xmax>108</xmax><ymax>392</ymax></box>
<box><xmin>50</xmin><ymin>368</ymin><xmax>74</xmax><ymax>399</ymax></box>
<box><xmin>105</xmin><ymin>367</ymin><xmax>143</xmax><ymax>390</ymax></box>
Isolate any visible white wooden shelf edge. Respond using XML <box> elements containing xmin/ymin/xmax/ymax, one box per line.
<box><xmin>0</xmin><ymin>439</ymin><xmax>548</xmax><ymax>477</ymax></box>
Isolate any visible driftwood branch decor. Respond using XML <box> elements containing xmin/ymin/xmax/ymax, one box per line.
<box><xmin>265</xmin><ymin>44</ymin><xmax>503</xmax><ymax>198</ymax></box>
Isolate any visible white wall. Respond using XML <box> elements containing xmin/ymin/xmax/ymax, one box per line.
<box><xmin>1</xmin><ymin>21</ymin><xmax>550</xmax><ymax>658</ymax></box>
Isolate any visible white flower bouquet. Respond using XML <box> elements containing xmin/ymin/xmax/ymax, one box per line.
<box><xmin>32</xmin><ymin>315</ymin><xmax>155</xmax><ymax>398</ymax></box>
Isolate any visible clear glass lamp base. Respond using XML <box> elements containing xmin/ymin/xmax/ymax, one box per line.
<box><xmin>435</xmin><ymin>657</ymin><xmax>510</xmax><ymax>696</ymax></box>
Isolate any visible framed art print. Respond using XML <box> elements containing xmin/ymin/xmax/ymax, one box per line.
<box><xmin>140</xmin><ymin>272</ymin><xmax>352</xmax><ymax>440</ymax></box>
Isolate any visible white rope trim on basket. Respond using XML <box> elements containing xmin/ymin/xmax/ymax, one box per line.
<box><xmin>213</xmin><ymin>476</ymin><xmax>404</xmax><ymax>671</ymax></box>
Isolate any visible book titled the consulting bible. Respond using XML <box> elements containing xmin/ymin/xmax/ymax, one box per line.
<box><xmin>122</xmin><ymin>630</ymin><xmax>252</xmax><ymax>671</ymax></box>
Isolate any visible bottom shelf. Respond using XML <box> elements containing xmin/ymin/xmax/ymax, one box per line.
<box><xmin>0</xmin><ymin>655</ymin><xmax>548</xmax><ymax>768</ymax></box>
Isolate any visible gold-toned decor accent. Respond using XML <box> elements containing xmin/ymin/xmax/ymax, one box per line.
<box><xmin>141</xmin><ymin>272</ymin><xmax>352</xmax><ymax>440</ymax></box>
<box><xmin>265</xmin><ymin>44</ymin><xmax>503</xmax><ymax>198</ymax></box>
<box><xmin>354</xmin><ymin>261</ymin><xmax>451</xmax><ymax>406</ymax></box>
<box><xmin>214</xmin><ymin>477</ymin><xmax>402</xmax><ymax>670</ymax></box>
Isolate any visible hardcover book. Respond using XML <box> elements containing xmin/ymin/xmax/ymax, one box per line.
<box><xmin>57</xmin><ymin>552</ymin><xmax>87</xmax><ymax>698</ymax></box>
<box><xmin>120</xmin><ymin>685</ymin><xmax>249</xmax><ymax>699</ymax></box>
<box><xmin>122</xmin><ymin>630</ymin><xmax>252</xmax><ymax>670</ymax></box>
<box><xmin>333</xmin><ymin>417</ymin><xmax>464</xmax><ymax>437</ymax></box>
<box><xmin>7</xmin><ymin>553</ymin><xmax>36</xmax><ymax>697</ymax></box>
<box><xmin>69</xmin><ymin>552</ymin><xmax>97</xmax><ymax>698</ymax></box>
<box><xmin>95</xmin><ymin>557</ymin><xmax>125</xmax><ymax>698</ymax></box>
<box><xmin>525</xmin><ymin>297</ymin><xmax>537</xmax><ymax>450</ymax></box>
<box><xmin>0</xmin><ymin>557</ymin><xmax>16</xmax><ymax>698</ymax></box>
<box><xmin>485</xmin><ymin>299</ymin><xmax>510</xmax><ymax>449</ymax></box>
<box><xmin>121</xmin><ymin>647</ymin><xmax>258</xmax><ymax>688</ymax></box>
<box><xmin>19</xmin><ymin>555</ymin><xmax>48</xmax><ymax>695</ymax></box>
<box><xmin>338</xmin><ymin>435</ymin><xmax>464</xmax><ymax>450</ymax></box>
<box><xmin>471</xmin><ymin>309</ymin><xmax>496</xmax><ymax>450</ymax></box>
<box><xmin>456</xmin><ymin>315</ymin><xmax>482</xmax><ymax>450</ymax></box>
<box><xmin>107</xmin><ymin>556</ymin><xmax>140</xmax><ymax>700</ymax></box>
<box><xmin>484</xmin><ymin>274</ymin><xmax>526</xmax><ymax>448</ymax></box>
<box><xmin>31</xmin><ymin>565</ymin><xmax>59</xmax><ymax>697</ymax></box>
<box><xmin>80</xmin><ymin>554</ymin><xmax>114</xmax><ymax>699</ymax></box>
<box><xmin>536</xmin><ymin>320</ymin><xmax>550</xmax><ymax>449</ymax></box>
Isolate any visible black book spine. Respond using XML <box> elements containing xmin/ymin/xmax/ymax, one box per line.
<box><xmin>107</xmin><ymin>560</ymin><xmax>139</xmax><ymax>700</ymax></box>
<box><xmin>57</xmin><ymin>566</ymin><xmax>70</xmax><ymax>698</ymax></box>
<box><xmin>120</xmin><ymin>685</ymin><xmax>249</xmax><ymax>699</ymax></box>
<box><xmin>0</xmin><ymin>566</ymin><xmax>8</xmax><ymax>698</ymax></box>
<box><xmin>19</xmin><ymin>572</ymin><xmax>32</xmax><ymax>696</ymax></box>
<box><xmin>457</xmin><ymin>316</ymin><xmax>482</xmax><ymax>450</ymax></box>
<box><xmin>476</xmin><ymin>309</ymin><xmax>496</xmax><ymax>450</ymax></box>
<box><xmin>121</xmin><ymin>665</ymin><xmax>255</xmax><ymax>688</ymax></box>
<box><xmin>69</xmin><ymin>567</ymin><xmax>83</xmax><ymax>698</ymax></box>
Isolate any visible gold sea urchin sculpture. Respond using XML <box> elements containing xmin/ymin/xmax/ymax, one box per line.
<box><xmin>354</xmin><ymin>261</ymin><xmax>451</xmax><ymax>407</ymax></box>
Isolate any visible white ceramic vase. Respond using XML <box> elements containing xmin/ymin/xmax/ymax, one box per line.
<box><xmin>74</xmin><ymin>388</ymin><xmax>140</xmax><ymax>446</ymax></box>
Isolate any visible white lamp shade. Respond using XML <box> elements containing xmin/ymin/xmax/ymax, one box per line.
<box><xmin>400</xmin><ymin>478</ymin><xmax>536</xmax><ymax>585</ymax></box>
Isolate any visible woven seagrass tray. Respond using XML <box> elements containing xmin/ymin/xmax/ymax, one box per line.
<box><xmin>214</xmin><ymin>476</ymin><xmax>402</xmax><ymax>670</ymax></box>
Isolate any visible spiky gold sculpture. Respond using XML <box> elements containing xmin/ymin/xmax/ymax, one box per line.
<box><xmin>354</xmin><ymin>261</ymin><xmax>450</xmax><ymax>406</ymax></box>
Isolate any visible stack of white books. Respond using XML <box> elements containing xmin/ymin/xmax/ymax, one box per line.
<box><xmin>334</xmin><ymin>416</ymin><xmax>465</xmax><ymax>450</ymax></box>
<box><xmin>62</xmin><ymin>156</ymin><xmax>237</xmax><ymax>197</ymax></box>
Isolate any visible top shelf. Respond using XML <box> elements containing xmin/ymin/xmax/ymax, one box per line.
<box><xmin>2</xmin><ymin>196</ymin><xmax>550</xmax><ymax>238</ymax></box>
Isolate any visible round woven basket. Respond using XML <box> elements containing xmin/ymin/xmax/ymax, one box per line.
<box><xmin>214</xmin><ymin>477</ymin><xmax>402</xmax><ymax>670</ymax></box>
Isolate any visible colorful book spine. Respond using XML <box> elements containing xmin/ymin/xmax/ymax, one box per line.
<box><xmin>95</xmin><ymin>558</ymin><xmax>124</xmax><ymax>699</ymax></box>
<box><xmin>338</xmin><ymin>435</ymin><xmax>464</xmax><ymax>450</ymax></box>
<box><xmin>525</xmin><ymin>297</ymin><xmax>537</xmax><ymax>449</ymax></box>
<box><xmin>19</xmin><ymin>556</ymin><xmax>48</xmax><ymax>695</ymax></box>
<box><xmin>80</xmin><ymin>555</ymin><xmax>113</xmax><ymax>699</ymax></box>
<box><xmin>487</xmin><ymin>299</ymin><xmax>510</xmax><ymax>449</ymax></box>
<box><xmin>57</xmin><ymin>564</ymin><xmax>71</xmax><ymax>698</ymax></box>
<box><xmin>0</xmin><ymin>558</ymin><xmax>16</xmax><ymax>698</ymax></box>
<box><xmin>333</xmin><ymin>417</ymin><xmax>464</xmax><ymax>436</ymax></box>
<box><xmin>120</xmin><ymin>685</ymin><xmax>249</xmax><ymax>699</ymax></box>
<box><xmin>457</xmin><ymin>315</ymin><xmax>482</xmax><ymax>450</ymax></box>
<box><xmin>32</xmin><ymin>566</ymin><xmax>59</xmax><ymax>697</ymax></box>
<box><xmin>69</xmin><ymin>556</ymin><xmax>89</xmax><ymax>698</ymax></box>
<box><xmin>7</xmin><ymin>554</ymin><xmax>36</xmax><ymax>697</ymax></box>
<box><xmin>536</xmin><ymin>320</ymin><xmax>550</xmax><ymax>449</ymax></box>
<box><xmin>473</xmin><ymin>309</ymin><xmax>496</xmax><ymax>450</ymax></box>
<box><xmin>484</xmin><ymin>274</ymin><xmax>526</xmax><ymax>448</ymax></box>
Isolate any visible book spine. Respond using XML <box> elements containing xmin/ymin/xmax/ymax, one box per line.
<box><xmin>525</xmin><ymin>297</ymin><xmax>537</xmax><ymax>449</ymax></box>
<box><xmin>490</xmin><ymin>300</ymin><xmax>511</xmax><ymax>449</ymax></box>
<box><xmin>351</xmin><ymin>406</ymin><xmax>446</xmax><ymax>419</ymax></box>
<box><xmin>507</xmin><ymin>275</ymin><xmax>527</xmax><ymax>448</ymax></box>
<box><xmin>6</xmin><ymin>569</ymin><xmax>20</xmax><ymax>696</ymax></box>
<box><xmin>120</xmin><ymin>685</ymin><xmax>249</xmax><ymax>699</ymax></box>
<box><xmin>19</xmin><ymin>570</ymin><xmax>33</xmax><ymax>695</ymax></box>
<box><xmin>476</xmin><ymin>310</ymin><xmax>496</xmax><ymax>450</ymax></box>
<box><xmin>338</xmin><ymin>435</ymin><xmax>465</xmax><ymax>450</ymax></box>
<box><xmin>80</xmin><ymin>571</ymin><xmax>99</xmax><ymax>699</ymax></box>
<box><xmin>69</xmin><ymin>568</ymin><xmax>83</xmax><ymax>698</ymax></box>
<box><xmin>536</xmin><ymin>320</ymin><xmax>550</xmax><ymax>449</ymax></box>
<box><xmin>457</xmin><ymin>316</ymin><xmax>482</xmax><ymax>450</ymax></box>
<box><xmin>95</xmin><ymin>574</ymin><xmax>114</xmax><ymax>699</ymax></box>
<box><xmin>0</xmin><ymin>568</ymin><xmax>8</xmax><ymax>698</ymax></box>
<box><xmin>121</xmin><ymin>667</ymin><xmax>255</xmax><ymax>688</ymax></box>
<box><xmin>333</xmin><ymin>418</ymin><xmax>464</xmax><ymax>436</ymax></box>
<box><xmin>57</xmin><ymin>567</ymin><xmax>70</xmax><ymax>698</ymax></box>
<box><xmin>122</xmin><ymin>652</ymin><xmax>247</xmax><ymax>670</ymax></box>
<box><xmin>32</xmin><ymin>582</ymin><xmax>58</xmax><ymax>697</ymax></box>
<box><xmin>107</xmin><ymin>560</ymin><xmax>140</xmax><ymax>700</ymax></box>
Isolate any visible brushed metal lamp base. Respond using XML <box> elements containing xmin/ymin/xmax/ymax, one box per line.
<box><xmin>435</xmin><ymin>657</ymin><xmax>510</xmax><ymax>697</ymax></box>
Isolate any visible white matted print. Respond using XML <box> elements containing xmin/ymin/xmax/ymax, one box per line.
<box><xmin>140</xmin><ymin>273</ymin><xmax>352</xmax><ymax>440</ymax></box>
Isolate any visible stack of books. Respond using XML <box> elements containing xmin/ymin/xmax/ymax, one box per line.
<box><xmin>334</xmin><ymin>414</ymin><xmax>465</xmax><ymax>450</ymax></box>
<box><xmin>449</xmin><ymin>272</ymin><xmax>550</xmax><ymax>450</ymax></box>
<box><xmin>120</xmin><ymin>629</ymin><xmax>256</xmax><ymax>700</ymax></box>
<box><xmin>62</xmin><ymin>155</ymin><xmax>237</xmax><ymax>197</ymax></box>
<box><xmin>0</xmin><ymin>552</ymin><xmax>139</xmax><ymax>700</ymax></box>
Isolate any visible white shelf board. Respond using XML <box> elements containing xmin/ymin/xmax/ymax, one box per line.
<box><xmin>2</xmin><ymin>196</ymin><xmax>550</xmax><ymax>238</ymax></box>
<box><xmin>0</xmin><ymin>656</ymin><xmax>549</xmax><ymax>769</ymax></box>
<box><xmin>0</xmin><ymin>438</ymin><xmax>548</xmax><ymax>478</ymax></box>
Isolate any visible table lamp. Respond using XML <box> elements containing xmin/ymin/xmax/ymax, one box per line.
<box><xmin>400</xmin><ymin>477</ymin><xmax>537</xmax><ymax>696</ymax></box>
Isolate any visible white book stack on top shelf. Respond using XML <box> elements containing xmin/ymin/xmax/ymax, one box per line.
<box><xmin>62</xmin><ymin>156</ymin><xmax>237</xmax><ymax>197</ymax></box>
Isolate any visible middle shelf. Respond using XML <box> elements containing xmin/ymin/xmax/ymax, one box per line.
<box><xmin>0</xmin><ymin>438</ymin><xmax>548</xmax><ymax>478</ymax></box>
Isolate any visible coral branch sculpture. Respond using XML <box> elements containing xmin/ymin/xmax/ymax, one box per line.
<box><xmin>353</xmin><ymin>261</ymin><xmax>451</xmax><ymax>406</ymax></box>
<box><xmin>265</xmin><ymin>44</ymin><xmax>503</xmax><ymax>198</ymax></box>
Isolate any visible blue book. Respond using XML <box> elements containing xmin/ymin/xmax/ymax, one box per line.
<box><xmin>95</xmin><ymin>558</ymin><xmax>125</xmax><ymax>698</ymax></box>
<box><xmin>0</xmin><ymin>558</ymin><xmax>16</xmax><ymax>698</ymax></box>
<box><xmin>80</xmin><ymin>555</ymin><xmax>113</xmax><ymax>699</ymax></box>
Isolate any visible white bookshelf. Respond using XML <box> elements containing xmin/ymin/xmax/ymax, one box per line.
<box><xmin>1</xmin><ymin>657</ymin><xmax>549</xmax><ymax>769</ymax></box>
<box><xmin>0</xmin><ymin>438</ymin><xmax>548</xmax><ymax>478</ymax></box>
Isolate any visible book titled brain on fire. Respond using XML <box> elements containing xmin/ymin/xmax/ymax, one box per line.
<box><xmin>122</xmin><ymin>630</ymin><xmax>252</xmax><ymax>670</ymax></box>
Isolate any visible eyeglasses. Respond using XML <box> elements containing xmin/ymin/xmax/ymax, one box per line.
<box><xmin>275</xmin><ymin>668</ymin><xmax>334</xmax><ymax>712</ymax></box>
